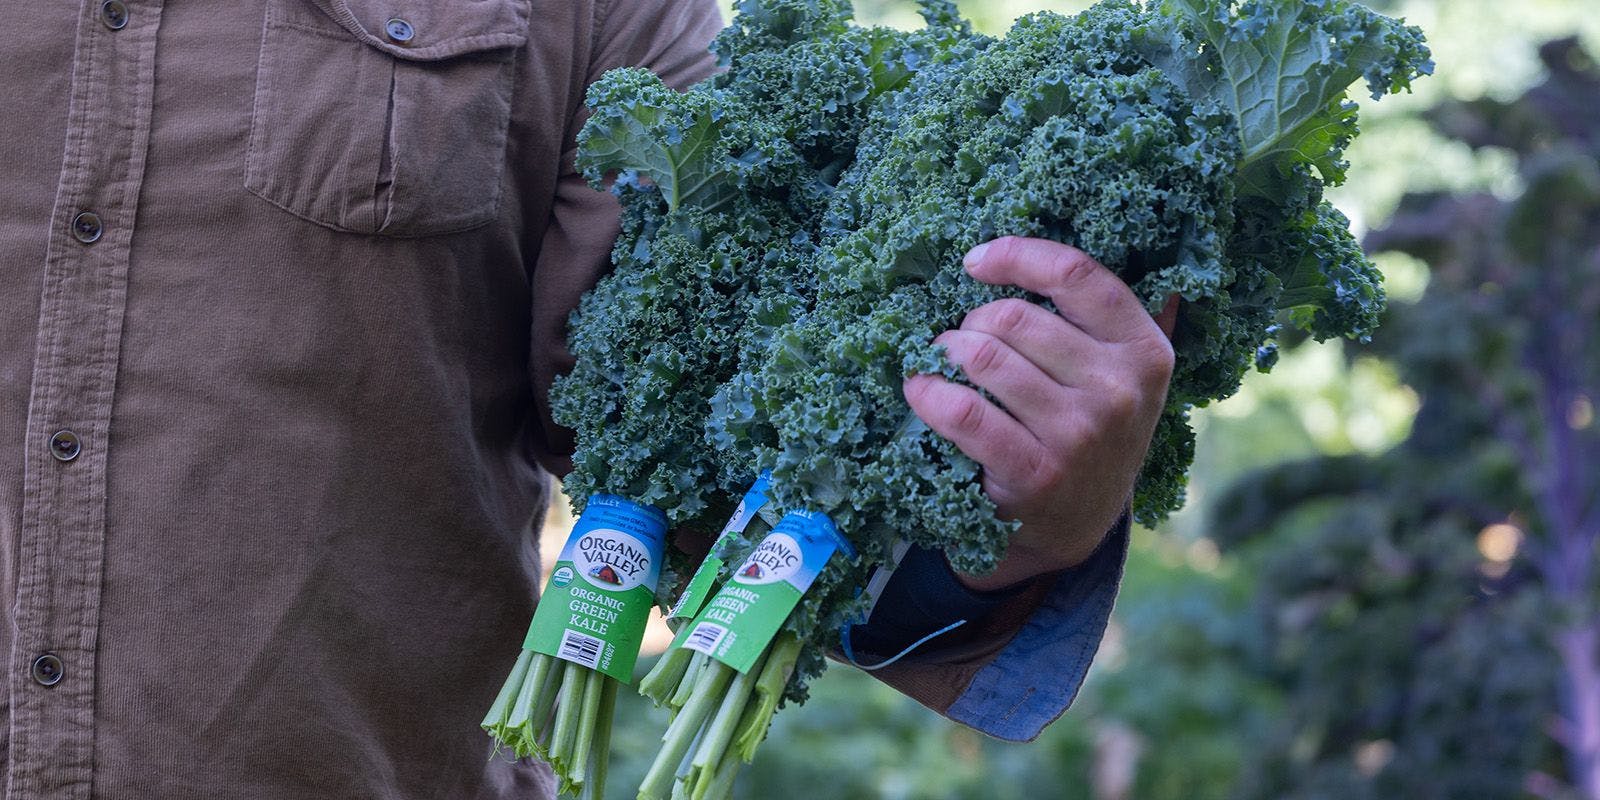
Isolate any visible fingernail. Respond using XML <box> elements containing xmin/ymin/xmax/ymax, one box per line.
<box><xmin>963</xmin><ymin>242</ymin><xmax>990</xmax><ymax>272</ymax></box>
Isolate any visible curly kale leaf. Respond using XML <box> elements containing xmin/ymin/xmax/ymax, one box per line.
<box><xmin>1156</xmin><ymin>0</ymin><xmax>1433</xmax><ymax>190</ymax></box>
<box><xmin>576</xmin><ymin>69</ymin><xmax>800</xmax><ymax>215</ymax></box>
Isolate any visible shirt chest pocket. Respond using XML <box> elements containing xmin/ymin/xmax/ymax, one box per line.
<box><xmin>246</xmin><ymin>0</ymin><xmax>529</xmax><ymax>237</ymax></box>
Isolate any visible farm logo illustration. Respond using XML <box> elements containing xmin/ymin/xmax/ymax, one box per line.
<box><xmin>732</xmin><ymin>533</ymin><xmax>802</xmax><ymax>586</ymax></box>
<box><xmin>572</xmin><ymin>528</ymin><xmax>652</xmax><ymax>592</ymax></box>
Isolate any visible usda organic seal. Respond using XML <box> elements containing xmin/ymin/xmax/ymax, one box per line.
<box><xmin>550</xmin><ymin>565</ymin><xmax>575</xmax><ymax>588</ymax></box>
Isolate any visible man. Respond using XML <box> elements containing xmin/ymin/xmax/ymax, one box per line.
<box><xmin>0</xmin><ymin>0</ymin><xmax>1172</xmax><ymax>797</ymax></box>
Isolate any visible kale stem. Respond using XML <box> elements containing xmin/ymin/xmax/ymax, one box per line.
<box><xmin>569</xmin><ymin>671</ymin><xmax>607</xmax><ymax>789</ymax></box>
<box><xmin>586</xmin><ymin>675</ymin><xmax>618</xmax><ymax>800</ymax></box>
<box><xmin>698</xmin><ymin>747</ymin><xmax>743</xmax><ymax>800</ymax></box>
<box><xmin>502</xmin><ymin>652</ymin><xmax>556</xmax><ymax>757</ymax></box>
<box><xmin>689</xmin><ymin>650</ymin><xmax>767</xmax><ymax>794</ymax></box>
<box><xmin>549</xmin><ymin>663</ymin><xmax>585</xmax><ymax>772</ymax></box>
<box><xmin>482</xmin><ymin>649</ymin><xmax>535</xmax><ymax>744</ymax></box>
<box><xmin>638</xmin><ymin>660</ymin><xmax>735</xmax><ymax>800</ymax></box>
<box><xmin>640</xmin><ymin>646</ymin><xmax>694</xmax><ymax>707</ymax></box>
<box><xmin>527</xmin><ymin>655</ymin><xmax>565</xmax><ymax>756</ymax></box>
<box><xmin>733</xmin><ymin>632</ymin><xmax>801</xmax><ymax>761</ymax></box>
<box><xmin>675</xmin><ymin>720</ymin><xmax>706</xmax><ymax>784</ymax></box>
<box><xmin>670</xmin><ymin>651</ymin><xmax>710</xmax><ymax>711</ymax></box>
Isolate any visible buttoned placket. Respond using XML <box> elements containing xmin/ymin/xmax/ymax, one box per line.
<box><xmin>10</xmin><ymin>1</ymin><xmax>164</xmax><ymax>797</ymax></box>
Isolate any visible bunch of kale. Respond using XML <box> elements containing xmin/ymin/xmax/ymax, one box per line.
<box><xmin>552</xmin><ymin>0</ymin><xmax>1430</xmax><ymax>694</ymax></box>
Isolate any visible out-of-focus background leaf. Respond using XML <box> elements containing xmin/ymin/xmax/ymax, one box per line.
<box><xmin>542</xmin><ymin>2</ymin><xmax>1600</xmax><ymax>797</ymax></box>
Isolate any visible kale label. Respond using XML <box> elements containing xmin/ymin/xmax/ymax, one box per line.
<box><xmin>732</xmin><ymin>533</ymin><xmax>801</xmax><ymax>586</ymax></box>
<box><xmin>680</xmin><ymin>511</ymin><xmax>846</xmax><ymax>673</ymax></box>
<box><xmin>524</xmin><ymin>496</ymin><xmax>667</xmax><ymax>681</ymax></box>
<box><xmin>574</xmin><ymin>529</ymin><xmax>651</xmax><ymax>591</ymax></box>
<box><xmin>667</xmin><ymin>473</ymin><xmax>771</xmax><ymax>629</ymax></box>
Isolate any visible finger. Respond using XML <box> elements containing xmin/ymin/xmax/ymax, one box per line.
<box><xmin>960</xmin><ymin>297</ymin><xmax>1098</xmax><ymax>386</ymax></box>
<box><xmin>903</xmin><ymin>374</ymin><xmax>1051</xmax><ymax>490</ymax></box>
<box><xmin>963</xmin><ymin>236</ymin><xmax>1166</xmax><ymax>347</ymax></box>
<box><xmin>935</xmin><ymin>329</ymin><xmax>1068</xmax><ymax>431</ymax></box>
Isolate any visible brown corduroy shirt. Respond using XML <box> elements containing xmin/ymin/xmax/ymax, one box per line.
<box><xmin>1</xmin><ymin>1</ymin><xmax>1129</xmax><ymax>797</ymax></box>
<box><xmin>1</xmin><ymin>1</ymin><xmax>727</xmax><ymax>797</ymax></box>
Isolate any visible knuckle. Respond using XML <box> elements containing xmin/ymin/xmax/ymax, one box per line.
<box><xmin>1128</xmin><ymin>333</ymin><xmax>1176</xmax><ymax>388</ymax></box>
<box><xmin>988</xmin><ymin>298</ymin><xmax>1033</xmax><ymax>339</ymax></box>
<box><xmin>1048</xmin><ymin>249</ymin><xmax>1098</xmax><ymax>291</ymax></box>
<box><xmin>1021</xmin><ymin>448</ymin><xmax>1065</xmax><ymax>494</ymax></box>
<box><xmin>1141</xmin><ymin>334</ymin><xmax>1176</xmax><ymax>381</ymax></box>
<box><xmin>964</xmin><ymin>336</ymin><xmax>1006</xmax><ymax>377</ymax></box>
<box><xmin>1101</xmin><ymin>284</ymin><xmax>1131</xmax><ymax>312</ymax></box>
<box><xmin>1096</xmin><ymin>380</ymin><xmax>1143</xmax><ymax>424</ymax></box>
<box><xmin>949</xmin><ymin>394</ymin><xmax>987</xmax><ymax>437</ymax></box>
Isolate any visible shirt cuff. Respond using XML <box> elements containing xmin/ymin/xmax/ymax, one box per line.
<box><xmin>842</xmin><ymin>514</ymin><xmax>1132</xmax><ymax>742</ymax></box>
<box><xmin>945</xmin><ymin>516</ymin><xmax>1130</xmax><ymax>741</ymax></box>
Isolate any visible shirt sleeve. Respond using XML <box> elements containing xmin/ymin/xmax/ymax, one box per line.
<box><xmin>846</xmin><ymin>514</ymin><xmax>1133</xmax><ymax>742</ymax></box>
<box><xmin>526</xmin><ymin>0</ymin><xmax>724</xmax><ymax>475</ymax></box>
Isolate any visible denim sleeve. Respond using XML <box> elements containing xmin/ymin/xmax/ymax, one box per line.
<box><xmin>843</xmin><ymin>515</ymin><xmax>1131</xmax><ymax>742</ymax></box>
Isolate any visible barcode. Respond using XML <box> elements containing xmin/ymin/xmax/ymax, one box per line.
<box><xmin>683</xmin><ymin>622</ymin><xmax>727</xmax><ymax>656</ymax></box>
<box><xmin>558</xmin><ymin>629</ymin><xmax>604</xmax><ymax>669</ymax></box>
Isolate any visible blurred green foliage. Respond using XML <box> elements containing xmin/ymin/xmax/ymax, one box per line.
<box><xmin>607</xmin><ymin>2</ymin><xmax>1600</xmax><ymax>798</ymax></box>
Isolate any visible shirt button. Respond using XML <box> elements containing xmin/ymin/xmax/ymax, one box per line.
<box><xmin>50</xmin><ymin>430</ymin><xmax>82</xmax><ymax>462</ymax></box>
<box><xmin>100</xmin><ymin>0</ymin><xmax>129</xmax><ymax>30</ymax></box>
<box><xmin>384</xmin><ymin>17</ymin><xmax>414</xmax><ymax>44</ymax></box>
<box><xmin>31</xmin><ymin>654</ymin><xmax>64</xmax><ymax>687</ymax></box>
<box><xmin>71</xmin><ymin>211</ymin><xmax>103</xmax><ymax>244</ymax></box>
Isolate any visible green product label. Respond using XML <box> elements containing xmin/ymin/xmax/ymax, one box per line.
<box><xmin>665</xmin><ymin>472</ymin><xmax>772</xmax><ymax>633</ymax></box>
<box><xmin>679</xmin><ymin>509</ymin><xmax>845</xmax><ymax>674</ymax></box>
<box><xmin>524</xmin><ymin>495</ymin><xmax>667</xmax><ymax>682</ymax></box>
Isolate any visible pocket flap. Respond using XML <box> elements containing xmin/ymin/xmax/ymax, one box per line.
<box><xmin>312</xmin><ymin>0</ymin><xmax>530</xmax><ymax>60</ymax></box>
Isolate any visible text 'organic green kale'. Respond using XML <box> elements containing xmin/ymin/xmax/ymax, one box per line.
<box><xmin>504</xmin><ymin>1</ymin><xmax>1431</xmax><ymax>797</ymax></box>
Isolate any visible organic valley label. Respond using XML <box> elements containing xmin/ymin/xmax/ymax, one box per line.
<box><xmin>665</xmin><ymin>472</ymin><xmax>772</xmax><ymax>632</ymax></box>
<box><xmin>679</xmin><ymin>509</ymin><xmax>846</xmax><ymax>674</ymax></box>
<box><xmin>525</xmin><ymin>495</ymin><xmax>667</xmax><ymax>682</ymax></box>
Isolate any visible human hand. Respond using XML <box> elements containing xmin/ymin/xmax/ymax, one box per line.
<box><xmin>903</xmin><ymin>237</ymin><xmax>1178</xmax><ymax>592</ymax></box>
